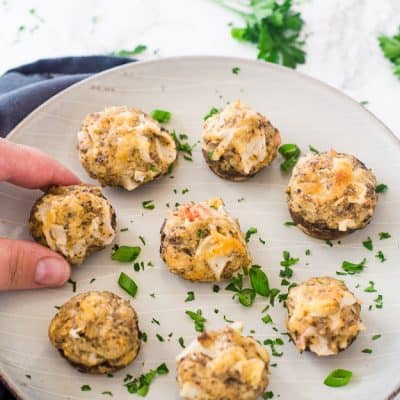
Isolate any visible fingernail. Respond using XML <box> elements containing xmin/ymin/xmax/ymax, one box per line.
<box><xmin>35</xmin><ymin>257</ymin><xmax>69</xmax><ymax>286</ymax></box>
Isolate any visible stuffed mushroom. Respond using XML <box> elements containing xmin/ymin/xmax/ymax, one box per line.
<box><xmin>286</xmin><ymin>150</ymin><xmax>377</xmax><ymax>239</ymax></box>
<box><xmin>77</xmin><ymin>106</ymin><xmax>177</xmax><ymax>190</ymax></box>
<box><xmin>286</xmin><ymin>277</ymin><xmax>364</xmax><ymax>356</ymax></box>
<box><xmin>202</xmin><ymin>100</ymin><xmax>281</xmax><ymax>180</ymax></box>
<box><xmin>29</xmin><ymin>184</ymin><xmax>116</xmax><ymax>265</ymax></box>
<box><xmin>177</xmin><ymin>323</ymin><xmax>269</xmax><ymax>400</ymax></box>
<box><xmin>160</xmin><ymin>198</ymin><xmax>251</xmax><ymax>282</ymax></box>
<box><xmin>48</xmin><ymin>291</ymin><xmax>140</xmax><ymax>374</ymax></box>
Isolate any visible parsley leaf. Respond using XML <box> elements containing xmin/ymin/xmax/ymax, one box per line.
<box><xmin>324</xmin><ymin>369</ymin><xmax>352</xmax><ymax>387</ymax></box>
<box><xmin>186</xmin><ymin>309</ymin><xmax>206</xmax><ymax>332</ymax></box>
<box><xmin>375</xmin><ymin>183</ymin><xmax>388</xmax><ymax>193</ymax></box>
<box><xmin>362</xmin><ymin>237</ymin><xmax>373</xmax><ymax>251</ymax></box>
<box><xmin>151</xmin><ymin>109</ymin><xmax>171</xmax><ymax>123</ymax></box>
<box><xmin>185</xmin><ymin>291</ymin><xmax>195</xmax><ymax>302</ymax></box>
<box><xmin>204</xmin><ymin>107</ymin><xmax>219</xmax><ymax>120</ymax></box>
<box><xmin>341</xmin><ymin>258</ymin><xmax>366</xmax><ymax>275</ymax></box>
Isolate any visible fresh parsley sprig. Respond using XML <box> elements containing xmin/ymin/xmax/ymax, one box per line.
<box><xmin>379</xmin><ymin>27</ymin><xmax>400</xmax><ymax>79</ymax></box>
<box><xmin>215</xmin><ymin>0</ymin><xmax>306</xmax><ymax>68</ymax></box>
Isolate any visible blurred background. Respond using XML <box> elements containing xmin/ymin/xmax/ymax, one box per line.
<box><xmin>1</xmin><ymin>0</ymin><xmax>400</xmax><ymax>135</ymax></box>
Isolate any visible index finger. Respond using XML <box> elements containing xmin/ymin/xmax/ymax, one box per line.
<box><xmin>0</xmin><ymin>138</ymin><xmax>81</xmax><ymax>189</ymax></box>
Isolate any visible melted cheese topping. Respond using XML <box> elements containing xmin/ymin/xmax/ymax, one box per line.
<box><xmin>286</xmin><ymin>277</ymin><xmax>364</xmax><ymax>356</ymax></box>
<box><xmin>177</xmin><ymin>323</ymin><xmax>269</xmax><ymax>399</ymax></box>
<box><xmin>287</xmin><ymin>150</ymin><xmax>377</xmax><ymax>232</ymax></box>
<box><xmin>203</xmin><ymin>100</ymin><xmax>280</xmax><ymax>175</ymax></box>
<box><xmin>33</xmin><ymin>185</ymin><xmax>116</xmax><ymax>264</ymax></box>
<box><xmin>78</xmin><ymin>106</ymin><xmax>177</xmax><ymax>190</ymax></box>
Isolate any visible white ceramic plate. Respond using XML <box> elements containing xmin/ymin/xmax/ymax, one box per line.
<box><xmin>0</xmin><ymin>56</ymin><xmax>399</xmax><ymax>400</ymax></box>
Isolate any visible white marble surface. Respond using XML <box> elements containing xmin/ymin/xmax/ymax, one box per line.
<box><xmin>0</xmin><ymin>0</ymin><xmax>399</xmax><ymax>138</ymax></box>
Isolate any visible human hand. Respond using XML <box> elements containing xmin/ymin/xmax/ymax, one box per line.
<box><xmin>0</xmin><ymin>138</ymin><xmax>81</xmax><ymax>291</ymax></box>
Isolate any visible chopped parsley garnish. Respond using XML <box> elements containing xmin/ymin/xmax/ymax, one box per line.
<box><xmin>223</xmin><ymin>315</ymin><xmax>234</xmax><ymax>323</ymax></box>
<box><xmin>54</xmin><ymin>305</ymin><xmax>61</xmax><ymax>310</ymax></box>
<box><xmin>262</xmin><ymin>313</ymin><xmax>273</xmax><ymax>324</ymax></box>
<box><xmin>362</xmin><ymin>237</ymin><xmax>373</xmax><ymax>251</ymax></box>
<box><xmin>112</xmin><ymin>44</ymin><xmax>147</xmax><ymax>57</ymax></box>
<box><xmin>374</xmin><ymin>294</ymin><xmax>383</xmax><ymax>309</ymax></box>
<box><xmin>324</xmin><ymin>369</ymin><xmax>352</xmax><ymax>387</ymax></box>
<box><xmin>237</xmin><ymin>197</ymin><xmax>245</xmax><ymax>202</ymax></box>
<box><xmin>325</xmin><ymin>239</ymin><xmax>333</xmax><ymax>247</ymax></box>
<box><xmin>89</xmin><ymin>278</ymin><xmax>96</xmax><ymax>284</ymax></box>
<box><xmin>237</xmin><ymin>288</ymin><xmax>256</xmax><ymax>307</ymax></box>
<box><xmin>120</xmin><ymin>227</ymin><xmax>129</xmax><ymax>232</ymax></box>
<box><xmin>118</xmin><ymin>272</ymin><xmax>138</xmax><ymax>298</ymax></box>
<box><xmin>182</xmin><ymin>188</ymin><xmax>189</xmax><ymax>194</ymax></box>
<box><xmin>378</xmin><ymin>27</ymin><xmax>400</xmax><ymax>79</ymax></box>
<box><xmin>284</xmin><ymin>220</ymin><xmax>296</xmax><ymax>226</ymax></box>
<box><xmin>379</xmin><ymin>232</ymin><xmax>391</xmax><ymax>240</ymax></box>
<box><xmin>341</xmin><ymin>258</ymin><xmax>366</xmax><ymax>275</ymax></box>
<box><xmin>185</xmin><ymin>291</ymin><xmax>195</xmax><ymax>302</ymax></box>
<box><xmin>360</xmin><ymin>100</ymin><xmax>369</xmax><ymax>106</ymax></box>
<box><xmin>263</xmin><ymin>337</ymin><xmax>284</xmax><ymax>357</ymax></box>
<box><xmin>362</xmin><ymin>348</ymin><xmax>373</xmax><ymax>354</ymax></box>
<box><xmin>151</xmin><ymin>318</ymin><xmax>160</xmax><ymax>325</ymax></box>
<box><xmin>186</xmin><ymin>309</ymin><xmax>206</xmax><ymax>332</ymax></box>
<box><xmin>279</xmin><ymin>251</ymin><xmax>299</xmax><ymax>278</ymax></box>
<box><xmin>245</xmin><ymin>227</ymin><xmax>258</xmax><ymax>242</ymax></box>
<box><xmin>125</xmin><ymin>363</ymin><xmax>169</xmax><ymax>396</ymax></box>
<box><xmin>309</xmin><ymin>145</ymin><xmax>319</xmax><ymax>154</ymax></box>
<box><xmin>364</xmin><ymin>281</ymin><xmax>377</xmax><ymax>293</ymax></box>
<box><xmin>112</xmin><ymin>245</ymin><xmax>141</xmax><ymax>262</ymax></box>
<box><xmin>102</xmin><ymin>391</ymin><xmax>113</xmax><ymax>396</ymax></box>
<box><xmin>232</xmin><ymin>66</ymin><xmax>240</xmax><ymax>74</ymax></box>
<box><xmin>372</xmin><ymin>334</ymin><xmax>382</xmax><ymax>340</ymax></box>
<box><xmin>259</xmin><ymin>237</ymin><xmax>266</xmax><ymax>245</ymax></box>
<box><xmin>305</xmin><ymin>249</ymin><xmax>311</xmax><ymax>256</ymax></box>
<box><xmin>25</xmin><ymin>374</ymin><xmax>31</xmax><ymax>379</ymax></box>
<box><xmin>81</xmin><ymin>385</ymin><xmax>91</xmax><ymax>391</ymax></box>
<box><xmin>263</xmin><ymin>391</ymin><xmax>274</xmax><ymax>399</ymax></box>
<box><xmin>278</xmin><ymin>144</ymin><xmax>300</xmax><ymax>172</ymax></box>
<box><xmin>213</xmin><ymin>284</ymin><xmax>220</xmax><ymax>293</ymax></box>
<box><xmin>156</xmin><ymin>333</ymin><xmax>164</xmax><ymax>342</ymax></box>
<box><xmin>219</xmin><ymin>0</ymin><xmax>306</xmax><ymax>68</ymax></box>
<box><xmin>142</xmin><ymin>200</ymin><xmax>155</xmax><ymax>210</ymax></box>
<box><xmin>150</xmin><ymin>164</ymin><xmax>158</xmax><ymax>172</ymax></box>
<box><xmin>67</xmin><ymin>278</ymin><xmax>77</xmax><ymax>292</ymax></box>
<box><xmin>375</xmin><ymin>250</ymin><xmax>386</xmax><ymax>262</ymax></box>
<box><xmin>171</xmin><ymin>131</ymin><xmax>196</xmax><ymax>161</ymax></box>
<box><xmin>150</xmin><ymin>109</ymin><xmax>171</xmax><ymax>123</ymax></box>
<box><xmin>139</xmin><ymin>331</ymin><xmax>148</xmax><ymax>343</ymax></box>
<box><xmin>375</xmin><ymin>183</ymin><xmax>388</xmax><ymax>193</ymax></box>
<box><xmin>178</xmin><ymin>337</ymin><xmax>186</xmax><ymax>348</ymax></box>
<box><xmin>204</xmin><ymin>107</ymin><xmax>219</xmax><ymax>120</ymax></box>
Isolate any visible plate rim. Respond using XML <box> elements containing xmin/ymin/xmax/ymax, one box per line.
<box><xmin>1</xmin><ymin>55</ymin><xmax>399</xmax><ymax>400</ymax></box>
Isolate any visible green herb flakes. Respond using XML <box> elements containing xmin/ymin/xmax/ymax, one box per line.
<box><xmin>142</xmin><ymin>200</ymin><xmax>155</xmax><ymax>210</ymax></box>
<box><xmin>151</xmin><ymin>109</ymin><xmax>171</xmax><ymax>123</ymax></box>
<box><xmin>185</xmin><ymin>291</ymin><xmax>195</xmax><ymax>302</ymax></box>
<box><xmin>204</xmin><ymin>107</ymin><xmax>219</xmax><ymax>120</ymax></box>
<box><xmin>375</xmin><ymin>183</ymin><xmax>388</xmax><ymax>193</ymax></box>
<box><xmin>279</xmin><ymin>143</ymin><xmax>300</xmax><ymax>172</ymax></box>
<box><xmin>379</xmin><ymin>232</ymin><xmax>391</xmax><ymax>240</ymax></box>
<box><xmin>375</xmin><ymin>250</ymin><xmax>387</xmax><ymax>262</ymax></box>
<box><xmin>186</xmin><ymin>309</ymin><xmax>206</xmax><ymax>332</ymax></box>
<box><xmin>362</xmin><ymin>237</ymin><xmax>373</xmax><ymax>251</ymax></box>
<box><xmin>245</xmin><ymin>227</ymin><xmax>258</xmax><ymax>242</ymax></box>
<box><xmin>341</xmin><ymin>258</ymin><xmax>366</xmax><ymax>275</ymax></box>
<box><xmin>232</xmin><ymin>66</ymin><xmax>240</xmax><ymax>74</ymax></box>
<box><xmin>81</xmin><ymin>385</ymin><xmax>91</xmax><ymax>392</ymax></box>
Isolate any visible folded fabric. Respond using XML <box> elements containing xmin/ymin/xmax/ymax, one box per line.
<box><xmin>0</xmin><ymin>55</ymin><xmax>134</xmax><ymax>137</ymax></box>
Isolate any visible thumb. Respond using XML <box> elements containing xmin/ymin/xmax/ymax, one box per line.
<box><xmin>0</xmin><ymin>238</ymin><xmax>71</xmax><ymax>291</ymax></box>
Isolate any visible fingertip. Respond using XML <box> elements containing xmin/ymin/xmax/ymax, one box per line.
<box><xmin>35</xmin><ymin>256</ymin><xmax>71</xmax><ymax>287</ymax></box>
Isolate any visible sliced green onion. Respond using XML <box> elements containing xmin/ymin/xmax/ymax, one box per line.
<box><xmin>324</xmin><ymin>369</ymin><xmax>352</xmax><ymax>387</ymax></box>
<box><xmin>204</xmin><ymin>107</ymin><xmax>219</xmax><ymax>120</ymax></box>
<box><xmin>118</xmin><ymin>272</ymin><xmax>138</xmax><ymax>298</ymax></box>
<box><xmin>341</xmin><ymin>258</ymin><xmax>366</xmax><ymax>274</ymax></box>
<box><xmin>375</xmin><ymin>183</ymin><xmax>388</xmax><ymax>193</ymax></box>
<box><xmin>142</xmin><ymin>200</ymin><xmax>155</xmax><ymax>210</ymax></box>
<box><xmin>237</xmin><ymin>288</ymin><xmax>256</xmax><ymax>307</ymax></box>
<box><xmin>112</xmin><ymin>245</ymin><xmax>141</xmax><ymax>262</ymax></box>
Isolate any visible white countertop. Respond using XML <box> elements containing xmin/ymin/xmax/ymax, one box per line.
<box><xmin>0</xmin><ymin>0</ymin><xmax>399</xmax><ymax>138</ymax></box>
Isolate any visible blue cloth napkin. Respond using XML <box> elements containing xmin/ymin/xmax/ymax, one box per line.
<box><xmin>0</xmin><ymin>55</ymin><xmax>134</xmax><ymax>138</ymax></box>
<box><xmin>0</xmin><ymin>55</ymin><xmax>133</xmax><ymax>400</ymax></box>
